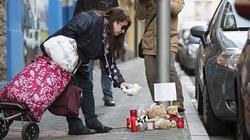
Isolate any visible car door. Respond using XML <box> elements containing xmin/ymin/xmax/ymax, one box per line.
<box><xmin>194</xmin><ymin>0</ymin><xmax>223</xmax><ymax>114</ymax></box>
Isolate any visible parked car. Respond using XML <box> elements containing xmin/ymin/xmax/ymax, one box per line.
<box><xmin>177</xmin><ymin>29</ymin><xmax>189</xmax><ymax>66</ymax></box>
<box><xmin>176</xmin><ymin>29</ymin><xmax>188</xmax><ymax>63</ymax></box>
<box><xmin>235</xmin><ymin>30</ymin><xmax>250</xmax><ymax>140</ymax></box>
<box><xmin>234</xmin><ymin>1</ymin><xmax>250</xmax><ymax>139</ymax></box>
<box><xmin>177</xmin><ymin>22</ymin><xmax>204</xmax><ymax>75</ymax></box>
<box><xmin>182</xmin><ymin>33</ymin><xmax>200</xmax><ymax>75</ymax></box>
<box><xmin>190</xmin><ymin>0</ymin><xmax>249</xmax><ymax>136</ymax></box>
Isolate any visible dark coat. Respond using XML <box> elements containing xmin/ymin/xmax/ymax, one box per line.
<box><xmin>44</xmin><ymin>12</ymin><xmax>124</xmax><ymax>87</ymax></box>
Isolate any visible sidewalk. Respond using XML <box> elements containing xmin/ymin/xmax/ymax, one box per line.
<box><xmin>5</xmin><ymin>58</ymin><xmax>209</xmax><ymax>140</ymax></box>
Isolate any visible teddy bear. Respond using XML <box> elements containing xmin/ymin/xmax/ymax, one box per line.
<box><xmin>157</xmin><ymin>118</ymin><xmax>172</xmax><ymax>129</ymax></box>
<box><xmin>166</xmin><ymin>105</ymin><xmax>178</xmax><ymax>115</ymax></box>
<box><xmin>147</xmin><ymin>103</ymin><xmax>167</xmax><ymax>119</ymax></box>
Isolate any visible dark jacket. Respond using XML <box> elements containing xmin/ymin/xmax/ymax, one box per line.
<box><xmin>44</xmin><ymin>12</ymin><xmax>124</xmax><ymax>87</ymax></box>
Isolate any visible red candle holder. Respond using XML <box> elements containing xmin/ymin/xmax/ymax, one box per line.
<box><xmin>130</xmin><ymin>116</ymin><xmax>138</xmax><ymax>132</ymax></box>
<box><xmin>130</xmin><ymin>109</ymin><xmax>138</xmax><ymax>132</ymax></box>
<box><xmin>126</xmin><ymin>117</ymin><xmax>131</xmax><ymax>128</ymax></box>
<box><xmin>177</xmin><ymin>117</ymin><xmax>184</xmax><ymax>128</ymax></box>
<box><xmin>130</xmin><ymin>109</ymin><xmax>137</xmax><ymax>118</ymax></box>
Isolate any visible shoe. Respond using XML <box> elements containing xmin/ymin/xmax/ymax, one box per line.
<box><xmin>68</xmin><ymin>126</ymin><xmax>96</xmax><ymax>135</ymax></box>
<box><xmin>89</xmin><ymin>123</ymin><xmax>112</xmax><ymax>133</ymax></box>
<box><xmin>173</xmin><ymin>101</ymin><xmax>185</xmax><ymax>113</ymax></box>
<box><xmin>104</xmin><ymin>100</ymin><xmax>115</xmax><ymax>106</ymax></box>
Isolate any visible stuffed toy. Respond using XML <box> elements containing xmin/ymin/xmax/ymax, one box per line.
<box><xmin>147</xmin><ymin>103</ymin><xmax>167</xmax><ymax>118</ymax></box>
<box><xmin>166</xmin><ymin>105</ymin><xmax>178</xmax><ymax>115</ymax></box>
<box><xmin>158</xmin><ymin>119</ymin><xmax>172</xmax><ymax>129</ymax></box>
<box><xmin>170</xmin><ymin>120</ymin><xmax>177</xmax><ymax>128</ymax></box>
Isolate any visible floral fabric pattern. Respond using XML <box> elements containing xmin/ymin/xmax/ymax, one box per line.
<box><xmin>0</xmin><ymin>55</ymin><xmax>72</xmax><ymax>121</ymax></box>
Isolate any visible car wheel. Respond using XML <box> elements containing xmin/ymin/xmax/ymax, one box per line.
<box><xmin>195</xmin><ymin>82</ymin><xmax>203</xmax><ymax>114</ymax></box>
<box><xmin>203</xmin><ymin>84</ymin><xmax>227</xmax><ymax>136</ymax></box>
<box><xmin>235</xmin><ymin>96</ymin><xmax>249</xmax><ymax>140</ymax></box>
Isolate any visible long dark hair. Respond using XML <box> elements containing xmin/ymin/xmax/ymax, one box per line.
<box><xmin>104</xmin><ymin>7</ymin><xmax>131</xmax><ymax>60</ymax></box>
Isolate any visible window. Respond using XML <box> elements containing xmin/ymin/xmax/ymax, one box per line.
<box><xmin>221</xmin><ymin>3</ymin><xmax>237</xmax><ymax>31</ymax></box>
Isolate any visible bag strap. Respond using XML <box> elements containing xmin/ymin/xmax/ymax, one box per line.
<box><xmin>143</xmin><ymin>13</ymin><xmax>156</xmax><ymax>33</ymax></box>
<box><xmin>72</xmin><ymin>60</ymin><xmax>83</xmax><ymax>85</ymax></box>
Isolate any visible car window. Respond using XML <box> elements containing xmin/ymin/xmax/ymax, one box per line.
<box><xmin>221</xmin><ymin>3</ymin><xmax>237</xmax><ymax>30</ymax></box>
<box><xmin>221</xmin><ymin>1</ymin><xmax>250</xmax><ymax>31</ymax></box>
<box><xmin>207</xmin><ymin>1</ymin><xmax>223</xmax><ymax>38</ymax></box>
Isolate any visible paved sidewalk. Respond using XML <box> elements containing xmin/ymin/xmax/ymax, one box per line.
<box><xmin>4</xmin><ymin>58</ymin><xmax>209</xmax><ymax>140</ymax></box>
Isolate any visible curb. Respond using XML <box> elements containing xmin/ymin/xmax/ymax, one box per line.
<box><xmin>177</xmin><ymin>64</ymin><xmax>210</xmax><ymax>140</ymax></box>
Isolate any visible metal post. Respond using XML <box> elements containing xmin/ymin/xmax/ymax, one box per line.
<box><xmin>157</xmin><ymin>0</ymin><xmax>171</xmax><ymax>83</ymax></box>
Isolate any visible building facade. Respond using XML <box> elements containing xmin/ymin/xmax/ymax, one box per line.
<box><xmin>0</xmin><ymin>0</ymin><xmax>76</xmax><ymax>88</ymax></box>
<box><xmin>0</xmin><ymin>0</ymin><xmax>7</xmax><ymax>82</ymax></box>
<box><xmin>179</xmin><ymin>0</ymin><xmax>220</xmax><ymax>29</ymax></box>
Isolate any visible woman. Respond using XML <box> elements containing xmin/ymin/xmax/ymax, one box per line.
<box><xmin>73</xmin><ymin>0</ymin><xmax>119</xmax><ymax>107</ymax></box>
<box><xmin>46</xmin><ymin>7</ymin><xmax>131</xmax><ymax>135</ymax></box>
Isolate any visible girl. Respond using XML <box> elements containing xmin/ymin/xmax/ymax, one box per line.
<box><xmin>44</xmin><ymin>7</ymin><xmax>131</xmax><ymax>135</ymax></box>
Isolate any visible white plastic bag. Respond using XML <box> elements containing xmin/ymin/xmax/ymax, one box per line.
<box><xmin>43</xmin><ymin>35</ymin><xmax>79</xmax><ymax>72</ymax></box>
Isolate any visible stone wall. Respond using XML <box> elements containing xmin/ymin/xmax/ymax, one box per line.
<box><xmin>0</xmin><ymin>0</ymin><xmax>7</xmax><ymax>81</ymax></box>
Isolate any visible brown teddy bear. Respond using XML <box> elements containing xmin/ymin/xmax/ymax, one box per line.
<box><xmin>147</xmin><ymin>103</ymin><xmax>167</xmax><ymax>119</ymax></box>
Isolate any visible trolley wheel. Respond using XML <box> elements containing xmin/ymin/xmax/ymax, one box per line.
<box><xmin>22</xmin><ymin>122</ymin><xmax>39</xmax><ymax>140</ymax></box>
<box><xmin>0</xmin><ymin>120</ymin><xmax>10</xmax><ymax>139</ymax></box>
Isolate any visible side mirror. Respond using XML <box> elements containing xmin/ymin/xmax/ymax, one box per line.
<box><xmin>190</xmin><ymin>26</ymin><xmax>209</xmax><ymax>46</ymax></box>
<box><xmin>190</xmin><ymin>26</ymin><xmax>207</xmax><ymax>38</ymax></box>
<box><xmin>235</xmin><ymin>0</ymin><xmax>250</xmax><ymax>20</ymax></box>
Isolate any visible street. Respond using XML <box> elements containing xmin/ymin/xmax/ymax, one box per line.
<box><xmin>4</xmin><ymin>58</ymin><xmax>235</xmax><ymax>140</ymax></box>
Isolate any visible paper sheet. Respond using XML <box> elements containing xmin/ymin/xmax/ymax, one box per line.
<box><xmin>154</xmin><ymin>82</ymin><xmax>177</xmax><ymax>101</ymax></box>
